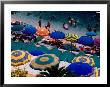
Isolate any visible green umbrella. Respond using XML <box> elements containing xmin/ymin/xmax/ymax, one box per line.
<box><xmin>30</xmin><ymin>54</ymin><xmax>59</xmax><ymax>70</ymax></box>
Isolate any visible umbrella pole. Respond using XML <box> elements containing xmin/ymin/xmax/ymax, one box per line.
<box><xmin>71</xmin><ymin>42</ymin><xmax>73</xmax><ymax>52</ymax></box>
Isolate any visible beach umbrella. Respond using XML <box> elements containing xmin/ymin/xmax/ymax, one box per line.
<box><xmin>65</xmin><ymin>33</ymin><xmax>78</xmax><ymax>43</ymax></box>
<box><xmin>90</xmin><ymin>67</ymin><xmax>100</xmax><ymax>77</ymax></box>
<box><xmin>50</xmin><ymin>31</ymin><xmax>65</xmax><ymax>39</ymax></box>
<box><xmin>72</xmin><ymin>56</ymin><xmax>95</xmax><ymax>66</ymax></box>
<box><xmin>50</xmin><ymin>31</ymin><xmax>65</xmax><ymax>47</ymax></box>
<box><xmin>30</xmin><ymin>54</ymin><xmax>59</xmax><ymax>70</ymax></box>
<box><xmin>86</xmin><ymin>31</ymin><xmax>96</xmax><ymax>37</ymax></box>
<box><xmin>93</xmin><ymin>67</ymin><xmax>100</xmax><ymax>77</ymax></box>
<box><xmin>29</xmin><ymin>50</ymin><xmax>45</xmax><ymax>56</ymax></box>
<box><xmin>94</xmin><ymin>37</ymin><xmax>100</xmax><ymax>47</ymax></box>
<box><xmin>11</xmin><ymin>50</ymin><xmax>32</xmax><ymax>66</ymax></box>
<box><xmin>36</xmin><ymin>27</ymin><xmax>50</xmax><ymax>36</ymax></box>
<box><xmin>22</xmin><ymin>25</ymin><xmax>36</xmax><ymax>35</ymax></box>
<box><xmin>65</xmin><ymin>33</ymin><xmax>78</xmax><ymax>51</ymax></box>
<box><xmin>78</xmin><ymin>36</ymin><xmax>94</xmax><ymax>46</ymax></box>
<box><xmin>66</xmin><ymin>62</ymin><xmax>93</xmax><ymax>76</ymax></box>
<box><xmin>11</xmin><ymin>25</ymin><xmax>24</xmax><ymax>31</ymax></box>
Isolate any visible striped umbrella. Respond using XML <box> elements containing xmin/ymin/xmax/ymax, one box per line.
<box><xmin>72</xmin><ymin>56</ymin><xmax>95</xmax><ymax>66</ymax></box>
<box><xmin>65</xmin><ymin>33</ymin><xmax>78</xmax><ymax>43</ymax></box>
<box><xmin>93</xmin><ymin>67</ymin><xmax>100</xmax><ymax>77</ymax></box>
<box><xmin>65</xmin><ymin>33</ymin><xmax>78</xmax><ymax>52</ymax></box>
<box><xmin>90</xmin><ymin>67</ymin><xmax>100</xmax><ymax>77</ymax></box>
<box><xmin>30</xmin><ymin>54</ymin><xmax>59</xmax><ymax>70</ymax></box>
<box><xmin>11</xmin><ymin>50</ymin><xmax>32</xmax><ymax>66</ymax></box>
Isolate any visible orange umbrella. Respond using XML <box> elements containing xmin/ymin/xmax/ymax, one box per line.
<box><xmin>36</xmin><ymin>27</ymin><xmax>50</xmax><ymax>37</ymax></box>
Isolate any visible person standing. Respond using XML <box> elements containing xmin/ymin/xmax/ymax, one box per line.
<box><xmin>38</xmin><ymin>20</ymin><xmax>41</xmax><ymax>27</ymax></box>
<box><xmin>45</xmin><ymin>21</ymin><xmax>50</xmax><ymax>29</ymax></box>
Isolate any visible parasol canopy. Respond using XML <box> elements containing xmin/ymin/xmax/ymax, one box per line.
<box><xmin>30</xmin><ymin>54</ymin><xmax>59</xmax><ymax>70</ymax></box>
<box><xmin>11</xmin><ymin>50</ymin><xmax>32</xmax><ymax>66</ymax></box>
<box><xmin>22</xmin><ymin>25</ymin><xmax>36</xmax><ymax>35</ymax></box>
<box><xmin>78</xmin><ymin>36</ymin><xmax>94</xmax><ymax>46</ymax></box>
<box><xmin>50</xmin><ymin>31</ymin><xmax>65</xmax><ymax>39</ymax></box>
<box><xmin>65</xmin><ymin>33</ymin><xmax>78</xmax><ymax>42</ymax></box>
<box><xmin>72</xmin><ymin>56</ymin><xmax>95</xmax><ymax>66</ymax></box>
<box><xmin>66</xmin><ymin>62</ymin><xmax>93</xmax><ymax>76</ymax></box>
<box><xmin>36</xmin><ymin>27</ymin><xmax>50</xmax><ymax>36</ymax></box>
<box><xmin>93</xmin><ymin>67</ymin><xmax>100</xmax><ymax>77</ymax></box>
<box><xmin>86</xmin><ymin>31</ymin><xmax>96</xmax><ymax>36</ymax></box>
<box><xmin>11</xmin><ymin>25</ymin><xmax>24</xmax><ymax>31</ymax></box>
<box><xmin>94</xmin><ymin>37</ymin><xmax>100</xmax><ymax>47</ymax></box>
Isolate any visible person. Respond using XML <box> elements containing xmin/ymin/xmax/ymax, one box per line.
<box><xmin>50</xmin><ymin>15</ymin><xmax>56</xmax><ymax>21</ymax></box>
<box><xmin>45</xmin><ymin>21</ymin><xmax>50</xmax><ymax>29</ymax></box>
<box><xmin>38</xmin><ymin>20</ymin><xmax>41</xmax><ymax>27</ymax></box>
<box><xmin>74</xmin><ymin>20</ymin><xmax>77</xmax><ymax>27</ymax></box>
<box><xmin>68</xmin><ymin>18</ymin><xmax>74</xmax><ymax>26</ymax></box>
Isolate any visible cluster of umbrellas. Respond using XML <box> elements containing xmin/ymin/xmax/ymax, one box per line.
<box><xmin>11</xmin><ymin>50</ymin><xmax>99</xmax><ymax>77</ymax></box>
<box><xmin>65</xmin><ymin>54</ymin><xmax>100</xmax><ymax>77</ymax></box>
<box><xmin>11</xmin><ymin>50</ymin><xmax>59</xmax><ymax>70</ymax></box>
<box><xmin>11</xmin><ymin>20</ymin><xmax>100</xmax><ymax>77</ymax></box>
<box><xmin>11</xmin><ymin>22</ymin><xmax>37</xmax><ymax>35</ymax></box>
<box><xmin>11</xmin><ymin>21</ymin><xmax>99</xmax><ymax>48</ymax></box>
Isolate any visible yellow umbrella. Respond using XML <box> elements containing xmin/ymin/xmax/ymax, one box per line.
<box><xmin>11</xmin><ymin>50</ymin><xmax>32</xmax><ymax>66</ymax></box>
<box><xmin>72</xmin><ymin>56</ymin><xmax>95</xmax><ymax>66</ymax></box>
<box><xmin>65</xmin><ymin>33</ymin><xmax>79</xmax><ymax>43</ymax></box>
<box><xmin>93</xmin><ymin>67</ymin><xmax>100</xmax><ymax>77</ymax></box>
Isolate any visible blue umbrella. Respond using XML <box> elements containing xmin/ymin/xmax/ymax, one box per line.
<box><xmin>22</xmin><ymin>25</ymin><xmax>37</xmax><ymax>35</ymax></box>
<box><xmin>29</xmin><ymin>50</ymin><xmax>45</xmax><ymax>56</ymax></box>
<box><xmin>78</xmin><ymin>36</ymin><xmax>94</xmax><ymax>46</ymax></box>
<box><xmin>50</xmin><ymin>31</ymin><xmax>65</xmax><ymax>39</ymax></box>
<box><xmin>86</xmin><ymin>31</ymin><xmax>96</xmax><ymax>36</ymax></box>
<box><xmin>66</xmin><ymin>62</ymin><xmax>93</xmax><ymax>76</ymax></box>
<box><xmin>11</xmin><ymin>25</ymin><xmax>24</xmax><ymax>31</ymax></box>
